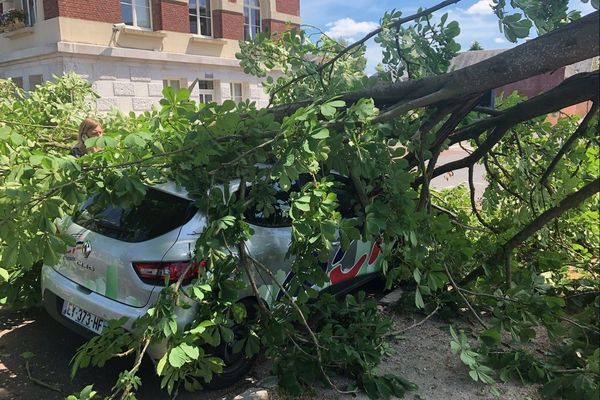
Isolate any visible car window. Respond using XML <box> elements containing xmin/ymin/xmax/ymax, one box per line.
<box><xmin>243</xmin><ymin>173</ymin><xmax>360</xmax><ymax>227</ymax></box>
<box><xmin>73</xmin><ymin>188</ymin><xmax>197</xmax><ymax>242</ymax></box>
<box><xmin>243</xmin><ymin>181</ymin><xmax>293</xmax><ymax>228</ymax></box>
<box><xmin>330</xmin><ymin>175</ymin><xmax>361</xmax><ymax>219</ymax></box>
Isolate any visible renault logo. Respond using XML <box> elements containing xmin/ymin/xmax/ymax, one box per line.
<box><xmin>82</xmin><ymin>240</ymin><xmax>92</xmax><ymax>258</ymax></box>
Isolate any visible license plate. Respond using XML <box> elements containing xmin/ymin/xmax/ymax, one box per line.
<box><xmin>61</xmin><ymin>301</ymin><xmax>107</xmax><ymax>335</ymax></box>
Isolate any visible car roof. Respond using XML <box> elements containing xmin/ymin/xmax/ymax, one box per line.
<box><xmin>152</xmin><ymin>182</ymin><xmax>192</xmax><ymax>200</ymax></box>
<box><xmin>152</xmin><ymin>180</ymin><xmax>241</xmax><ymax>201</ymax></box>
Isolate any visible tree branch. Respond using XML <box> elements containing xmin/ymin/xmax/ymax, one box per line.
<box><xmin>460</xmin><ymin>178</ymin><xmax>600</xmax><ymax>286</ymax></box>
<box><xmin>501</xmin><ymin>178</ymin><xmax>600</xmax><ymax>255</ymax></box>
<box><xmin>271</xmin><ymin>13</ymin><xmax>599</xmax><ymax>121</ymax></box>
<box><xmin>449</xmin><ymin>72</ymin><xmax>599</xmax><ymax>145</ymax></box>
<box><xmin>268</xmin><ymin>0</ymin><xmax>462</xmax><ymax>101</ymax></box>
<box><xmin>540</xmin><ymin>102</ymin><xmax>598</xmax><ymax>185</ymax></box>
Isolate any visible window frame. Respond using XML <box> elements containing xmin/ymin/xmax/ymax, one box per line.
<box><xmin>243</xmin><ymin>0</ymin><xmax>261</xmax><ymax>41</ymax></box>
<box><xmin>162</xmin><ymin>78</ymin><xmax>187</xmax><ymax>91</ymax></box>
<box><xmin>120</xmin><ymin>0</ymin><xmax>152</xmax><ymax>30</ymax></box>
<box><xmin>10</xmin><ymin>76</ymin><xmax>23</xmax><ymax>89</ymax></box>
<box><xmin>28</xmin><ymin>74</ymin><xmax>43</xmax><ymax>90</ymax></box>
<box><xmin>188</xmin><ymin>0</ymin><xmax>212</xmax><ymax>37</ymax></box>
<box><xmin>229</xmin><ymin>82</ymin><xmax>243</xmax><ymax>103</ymax></box>
<box><xmin>197</xmin><ymin>79</ymin><xmax>214</xmax><ymax>104</ymax></box>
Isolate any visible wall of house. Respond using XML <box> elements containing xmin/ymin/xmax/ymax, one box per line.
<box><xmin>2</xmin><ymin>53</ymin><xmax>269</xmax><ymax>111</ymax></box>
<box><xmin>0</xmin><ymin>16</ymin><xmax>60</xmax><ymax>53</ymax></box>
<box><xmin>0</xmin><ymin>0</ymin><xmax>298</xmax><ymax>111</ymax></box>
<box><xmin>496</xmin><ymin>67</ymin><xmax>567</xmax><ymax>99</ymax></box>
<box><xmin>2</xmin><ymin>1</ymin><xmax>300</xmax><ymax>58</ymax></box>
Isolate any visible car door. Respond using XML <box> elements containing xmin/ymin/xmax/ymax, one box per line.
<box><xmin>243</xmin><ymin>181</ymin><xmax>293</xmax><ymax>304</ymax></box>
<box><xmin>320</xmin><ymin>175</ymin><xmax>383</xmax><ymax>292</ymax></box>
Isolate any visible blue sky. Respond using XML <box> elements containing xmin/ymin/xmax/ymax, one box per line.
<box><xmin>300</xmin><ymin>0</ymin><xmax>597</xmax><ymax>73</ymax></box>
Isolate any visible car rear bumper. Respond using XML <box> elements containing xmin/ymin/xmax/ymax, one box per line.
<box><xmin>41</xmin><ymin>265</ymin><xmax>197</xmax><ymax>359</ymax></box>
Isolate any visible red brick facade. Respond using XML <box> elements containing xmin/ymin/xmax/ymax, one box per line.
<box><xmin>497</xmin><ymin>67</ymin><xmax>566</xmax><ymax>99</ymax></box>
<box><xmin>262</xmin><ymin>19</ymin><xmax>298</xmax><ymax>36</ymax></box>
<box><xmin>275</xmin><ymin>0</ymin><xmax>299</xmax><ymax>16</ymax></box>
<box><xmin>43</xmin><ymin>0</ymin><xmax>122</xmax><ymax>23</ymax></box>
<box><xmin>213</xmin><ymin>10</ymin><xmax>244</xmax><ymax>40</ymax></box>
<box><xmin>42</xmin><ymin>0</ymin><xmax>299</xmax><ymax>35</ymax></box>
<box><xmin>152</xmin><ymin>0</ymin><xmax>190</xmax><ymax>32</ymax></box>
<box><xmin>43</xmin><ymin>0</ymin><xmax>59</xmax><ymax>19</ymax></box>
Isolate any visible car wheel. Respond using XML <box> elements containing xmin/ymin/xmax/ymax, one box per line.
<box><xmin>204</xmin><ymin>299</ymin><xmax>261</xmax><ymax>389</ymax></box>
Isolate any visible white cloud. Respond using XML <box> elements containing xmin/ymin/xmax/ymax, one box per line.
<box><xmin>364</xmin><ymin>42</ymin><xmax>383</xmax><ymax>75</ymax></box>
<box><xmin>494</xmin><ymin>37</ymin><xmax>506</xmax><ymax>43</ymax></box>
<box><xmin>325</xmin><ymin>18</ymin><xmax>379</xmax><ymax>39</ymax></box>
<box><xmin>466</xmin><ymin>0</ymin><xmax>494</xmax><ymax>15</ymax></box>
<box><xmin>568</xmin><ymin>0</ymin><xmax>596</xmax><ymax>14</ymax></box>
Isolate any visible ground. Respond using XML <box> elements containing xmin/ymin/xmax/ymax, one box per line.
<box><xmin>0</xmin><ymin>289</ymin><xmax>541</xmax><ymax>400</ymax></box>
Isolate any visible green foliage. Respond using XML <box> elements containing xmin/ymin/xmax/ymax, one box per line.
<box><xmin>1</xmin><ymin>2</ymin><xmax>599</xmax><ymax>399</ymax></box>
<box><xmin>469</xmin><ymin>41</ymin><xmax>484</xmax><ymax>51</ymax></box>
<box><xmin>66</xmin><ymin>385</ymin><xmax>97</xmax><ymax>400</ymax></box>
<box><xmin>270</xmin><ymin>292</ymin><xmax>417</xmax><ymax>399</ymax></box>
<box><xmin>237</xmin><ymin>29</ymin><xmax>374</xmax><ymax>103</ymax></box>
<box><xmin>450</xmin><ymin>327</ymin><xmax>496</xmax><ymax>385</ymax></box>
<box><xmin>491</xmin><ymin>0</ymin><xmax>593</xmax><ymax>41</ymax></box>
<box><xmin>375</xmin><ymin>9</ymin><xmax>461</xmax><ymax>80</ymax></box>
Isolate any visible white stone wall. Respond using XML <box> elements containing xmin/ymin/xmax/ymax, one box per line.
<box><xmin>1</xmin><ymin>55</ymin><xmax>270</xmax><ymax>112</ymax></box>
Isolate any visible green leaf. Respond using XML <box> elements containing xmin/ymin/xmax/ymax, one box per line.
<box><xmin>413</xmin><ymin>268</ymin><xmax>421</xmax><ymax>284</ymax></box>
<box><xmin>168</xmin><ymin>347</ymin><xmax>188</xmax><ymax>368</ymax></box>
<box><xmin>460</xmin><ymin>351</ymin><xmax>477</xmax><ymax>367</ymax></box>
<box><xmin>414</xmin><ymin>288</ymin><xmax>425</xmax><ymax>309</ymax></box>
<box><xmin>450</xmin><ymin>340</ymin><xmax>461</xmax><ymax>354</ymax></box>
<box><xmin>328</xmin><ymin>100</ymin><xmax>346</xmax><ymax>108</ymax></box>
<box><xmin>193</xmin><ymin>286</ymin><xmax>205</xmax><ymax>301</ymax></box>
<box><xmin>20</xmin><ymin>351</ymin><xmax>35</xmax><ymax>360</ymax></box>
<box><xmin>320</xmin><ymin>103</ymin><xmax>336</xmax><ymax>117</ymax></box>
<box><xmin>295</xmin><ymin>201</ymin><xmax>311</xmax><ymax>212</ymax></box>
<box><xmin>10</xmin><ymin>132</ymin><xmax>24</xmax><ymax>145</ymax></box>
<box><xmin>480</xmin><ymin>329</ymin><xmax>501</xmax><ymax>346</ymax></box>
<box><xmin>0</xmin><ymin>268</ymin><xmax>9</xmax><ymax>282</ymax></box>
<box><xmin>124</xmin><ymin>132</ymin><xmax>148</xmax><ymax>147</ymax></box>
<box><xmin>156</xmin><ymin>354</ymin><xmax>168</xmax><ymax>375</ymax></box>
<box><xmin>311</xmin><ymin>128</ymin><xmax>330</xmax><ymax>139</ymax></box>
<box><xmin>469</xmin><ymin>369</ymin><xmax>479</xmax><ymax>382</ymax></box>
<box><xmin>220</xmin><ymin>326</ymin><xmax>235</xmax><ymax>343</ymax></box>
<box><xmin>179</xmin><ymin>343</ymin><xmax>200</xmax><ymax>360</ymax></box>
<box><xmin>0</xmin><ymin>125</ymin><xmax>11</xmax><ymax>139</ymax></box>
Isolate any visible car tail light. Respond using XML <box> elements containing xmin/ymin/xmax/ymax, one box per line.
<box><xmin>132</xmin><ymin>260</ymin><xmax>206</xmax><ymax>286</ymax></box>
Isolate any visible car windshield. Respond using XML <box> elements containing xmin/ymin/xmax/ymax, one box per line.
<box><xmin>73</xmin><ymin>188</ymin><xmax>197</xmax><ymax>242</ymax></box>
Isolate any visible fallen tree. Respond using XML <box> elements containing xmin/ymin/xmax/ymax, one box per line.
<box><xmin>0</xmin><ymin>1</ymin><xmax>598</xmax><ymax>399</ymax></box>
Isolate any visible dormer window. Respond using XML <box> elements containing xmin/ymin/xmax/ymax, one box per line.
<box><xmin>189</xmin><ymin>0</ymin><xmax>211</xmax><ymax>36</ymax></box>
<box><xmin>244</xmin><ymin>0</ymin><xmax>261</xmax><ymax>40</ymax></box>
<box><xmin>120</xmin><ymin>0</ymin><xmax>151</xmax><ymax>29</ymax></box>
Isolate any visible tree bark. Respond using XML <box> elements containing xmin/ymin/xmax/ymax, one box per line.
<box><xmin>424</xmin><ymin>72</ymin><xmax>598</xmax><ymax>181</ymax></box>
<box><xmin>449</xmin><ymin>72</ymin><xmax>599</xmax><ymax>145</ymax></box>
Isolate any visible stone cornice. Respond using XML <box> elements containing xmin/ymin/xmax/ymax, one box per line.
<box><xmin>0</xmin><ymin>41</ymin><xmax>243</xmax><ymax>68</ymax></box>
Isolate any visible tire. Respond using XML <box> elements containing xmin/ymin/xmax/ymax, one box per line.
<box><xmin>204</xmin><ymin>299</ymin><xmax>260</xmax><ymax>389</ymax></box>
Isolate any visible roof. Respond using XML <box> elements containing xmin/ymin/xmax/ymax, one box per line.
<box><xmin>449</xmin><ymin>49</ymin><xmax>507</xmax><ymax>71</ymax></box>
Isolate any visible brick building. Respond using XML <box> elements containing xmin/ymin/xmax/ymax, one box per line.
<box><xmin>0</xmin><ymin>0</ymin><xmax>300</xmax><ymax>112</ymax></box>
<box><xmin>450</xmin><ymin>49</ymin><xmax>596</xmax><ymax>120</ymax></box>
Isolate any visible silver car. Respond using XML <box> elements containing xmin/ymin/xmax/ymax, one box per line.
<box><xmin>41</xmin><ymin>176</ymin><xmax>384</xmax><ymax>386</ymax></box>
